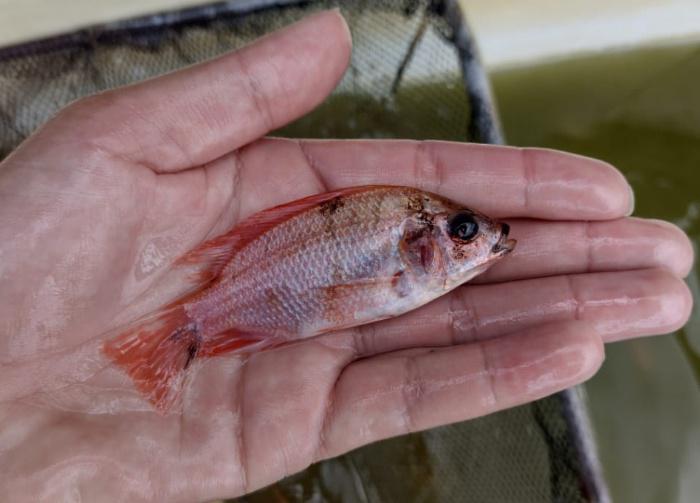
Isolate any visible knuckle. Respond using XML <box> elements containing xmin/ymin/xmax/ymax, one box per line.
<box><xmin>448</xmin><ymin>288</ymin><xmax>479</xmax><ymax>344</ymax></box>
<box><xmin>413</xmin><ymin>141</ymin><xmax>445</xmax><ymax>193</ymax></box>
<box><xmin>399</xmin><ymin>355</ymin><xmax>425</xmax><ymax>433</ymax></box>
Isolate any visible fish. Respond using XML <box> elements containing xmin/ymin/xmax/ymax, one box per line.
<box><xmin>103</xmin><ymin>185</ymin><xmax>516</xmax><ymax>411</ymax></box>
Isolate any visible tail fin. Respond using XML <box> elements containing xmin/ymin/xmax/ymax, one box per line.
<box><xmin>103</xmin><ymin>304</ymin><xmax>280</xmax><ymax>413</ymax></box>
<box><xmin>103</xmin><ymin>305</ymin><xmax>199</xmax><ymax>412</ymax></box>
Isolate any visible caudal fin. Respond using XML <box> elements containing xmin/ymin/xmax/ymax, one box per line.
<box><xmin>103</xmin><ymin>305</ymin><xmax>200</xmax><ymax>412</ymax></box>
<box><xmin>103</xmin><ymin>304</ymin><xmax>279</xmax><ymax>413</ymax></box>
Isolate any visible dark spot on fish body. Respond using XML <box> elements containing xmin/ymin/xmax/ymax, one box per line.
<box><xmin>417</xmin><ymin>212</ymin><xmax>433</xmax><ymax>228</ymax></box>
<box><xmin>319</xmin><ymin>196</ymin><xmax>344</xmax><ymax>216</ymax></box>
<box><xmin>420</xmin><ymin>242</ymin><xmax>434</xmax><ymax>270</ymax></box>
<box><xmin>321</xmin><ymin>283</ymin><xmax>352</xmax><ymax>325</ymax></box>
<box><xmin>319</xmin><ymin>196</ymin><xmax>345</xmax><ymax>244</ymax></box>
<box><xmin>184</xmin><ymin>341</ymin><xmax>198</xmax><ymax>370</ymax></box>
<box><xmin>167</xmin><ymin>322</ymin><xmax>201</xmax><ymax>370</ymax></box>
<box><xmin>265</xmin><ymin>288</ymin><xmax>285</xmax><ymax>313</ymax></box>
<box><xmin>318</xmin><ymin>195</ymin><xmax>363</xmax><ymax>292</ymax></box>
<box><xmin>406</xmin><ymin>193</ymin><xmax>424</xmax><ymax>213</ymax></box>
<box><xmin>400</xmin><ymin>223</ymin><xmax>438</xmax><ymax>276</ymax></box>
<box><xmin>406</xmin><ymin>193</ymin><xmax>434</xmax><ymax>228</ymax></box>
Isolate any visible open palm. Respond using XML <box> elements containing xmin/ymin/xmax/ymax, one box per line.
<box><xmin>0</xmin><ymin>11</ymin><xmax>693</xmax><ymax>502</ymax></box>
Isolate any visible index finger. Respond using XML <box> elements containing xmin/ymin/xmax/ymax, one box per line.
<box><xmin>295</xmin><ymin>139</ymin><xmax>634</xmax><ymax>220</ymax></box>
<box><xmin>231</xmin><ymin>138</ymin><xmax>634</xmax><ymax>221</ymax></box>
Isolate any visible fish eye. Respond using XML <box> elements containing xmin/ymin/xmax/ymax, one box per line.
<box><xmin>448</xmin><ymin>212</ymin><xmax>479</xmax><ymax>241</ymax></box>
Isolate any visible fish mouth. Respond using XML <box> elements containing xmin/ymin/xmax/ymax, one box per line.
<box><xmin>492</xmin><ymin>223</ymin><xmax>516</xmax><ymax>255</ymax></box>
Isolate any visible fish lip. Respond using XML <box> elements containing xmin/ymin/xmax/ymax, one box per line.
<box><xmin>492</xmin><ymin>225</ymin><xmax>516</xmax><ymax>255</ymax></box>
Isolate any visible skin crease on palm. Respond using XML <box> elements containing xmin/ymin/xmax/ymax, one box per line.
<box><xmin>0</xmin><ymin>9</ymin><xmax>694</xmax><ymax>502</ymax></box>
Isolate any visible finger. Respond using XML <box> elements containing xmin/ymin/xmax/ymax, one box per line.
<box><xmin>335</xmin><ymin>268</ymin><xmax>691</xmax><ymax>357</ymax></box>
<box><xmin>478</xmin><ymin>217</ymin><xmax>694</xmax><ymax>282</ymax></box>
<box><xmin>51</xmin><ymin>10</ymin><xmax>351</xmax><ymax>172</ymax></box>
<box><xmin>222</xmin><ymin>137</ymin><xmax>632</xmax><ymax>221</ymax></box>
<box><xmin>317</xmin><ymin>320</ymin><xmax>603</xmax><ymax>460</ymax></box>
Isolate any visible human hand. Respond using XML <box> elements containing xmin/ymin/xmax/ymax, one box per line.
<box><xmin>0</xmin><ymin>10</ymin><xmax>693</xmax><ymax>502</ymax></box>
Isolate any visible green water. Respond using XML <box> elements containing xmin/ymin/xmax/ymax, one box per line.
<box><xmin>492</xmin><ymin>43</ymin><xmax>700</xmax><ymax>503</ymax></box>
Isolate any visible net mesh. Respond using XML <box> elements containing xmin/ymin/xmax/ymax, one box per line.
<box><xmin>0</xmin><ymin>1</ymin><xmax>604</xmax><ymax>501</ymax></box>
<box><xmin>0</xmin><ymin>0</ymin><xmax>471</xmax><ymax>158</ymax></box>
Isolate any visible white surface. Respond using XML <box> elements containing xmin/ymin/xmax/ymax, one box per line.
<box><xmin>0</xmin><ymin>0</ymin><xmax>212</xmax><ymax>46</ymax></box>
<box><xmin>460</xmin><ymin>0</ymin><xmax>700</xmax><ymax>68</ymax></box>
<box><xmin>0</xmin><ymin>0</ymin><xmax>699</xmax><ymax>69</ymax></box>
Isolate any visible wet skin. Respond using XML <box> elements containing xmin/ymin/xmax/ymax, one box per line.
<box><xmin>0</xmin><ymin>10</ymin><xmax>693</xmax><ymax>502</ymax></box>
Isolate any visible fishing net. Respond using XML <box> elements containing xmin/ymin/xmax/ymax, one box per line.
<box><xmin>0</xmin><ymin>1</ymin><xmax>609</xmax><ymax>501</ymax></box>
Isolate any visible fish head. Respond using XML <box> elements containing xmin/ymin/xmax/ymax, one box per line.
<box><xmin>436</xmin><ymin>207</ymin><xmax>515</xmax><ymax>288</ymax></box>
<box><xmin>401</xmin><ymin>194</ymin><xmax>516</xmax><ymax>290</ymax></box>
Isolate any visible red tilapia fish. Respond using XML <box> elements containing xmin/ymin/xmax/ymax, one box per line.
<box><xmin>104</xmin><ymin>185</ymin><xmax>515</xmax><ymax>411</ymax></box>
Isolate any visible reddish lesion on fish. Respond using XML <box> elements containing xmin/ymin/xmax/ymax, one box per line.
<box><xmin>451</xmin><ymin>236</ymin><xmax>485</xmax><ymax>261</ymax></box>
<box><xmin>321</xmin><ymin>284</ymin><xmax>347</xmax><ymax>326</ymax></box>
<box><xmin>320</xmin><ymin>276</ymin><xmax>400</xmax><ymax>328</ymax></box>
<box><xmin>391</xmin><ymin>270</ymin><xmax>411</xmax><ymax>298</ymax></box>
<box><xmin>399</xmin><ymin>221</ymin><xmax>442</xmax><ymax>276</ymax></box>
<box><xmin>265</xmin><ymin>287</ymin><xmax>285</xmax><ymax>314</ymax></box>
<box><xmin>406</xmin><ymin>193</ymin><xmax>424</xmax><ymax>212</ymax></box>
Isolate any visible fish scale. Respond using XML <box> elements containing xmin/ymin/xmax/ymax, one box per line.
<box><xmin>220</xmin><ymin>229</ymin><xmax>398</xmax><ymax>333</ymax></box>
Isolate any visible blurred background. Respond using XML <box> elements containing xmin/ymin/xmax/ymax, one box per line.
<box><xmin>1</xmin><ymin>1</ymin><xmax>699</xmax><ymax>502</ymax></box>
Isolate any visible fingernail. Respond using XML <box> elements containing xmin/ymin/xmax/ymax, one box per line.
<box><xmin>626</xmin><ymin>183</ymin><xmax>635</xmax><ymax>216</ymax></box>
<box><xmin>330</xmin><ymin>8</ymin><xmax>352</xmax><ymax>46</ymax></box>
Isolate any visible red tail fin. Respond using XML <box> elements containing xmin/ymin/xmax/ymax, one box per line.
<box><xmin>103</xmin><ymin>304</ymin><xmax>280</xmax><ymax>413</ymax></box>
<box><xmin>103</xmin><ymin>305</ymin><xmax>199</xmax><ymax>412</ymax></box>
